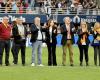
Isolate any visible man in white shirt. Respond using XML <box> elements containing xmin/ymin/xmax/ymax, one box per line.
<box><xmin>30</xmin><ymin>17</ymin><xmax>44</xmax><ymax>66</ymax></box>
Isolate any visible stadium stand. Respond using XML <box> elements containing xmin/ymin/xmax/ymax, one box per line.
<box><xmin>0</xmin><ymin>0</ymin><xmax>99</xmax><ymax>14</ymax></box>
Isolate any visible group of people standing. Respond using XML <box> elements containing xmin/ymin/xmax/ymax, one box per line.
<box><xmin>0</xmin><ymin>16</ymin><xmax>100</xmax><ymax>67</ymax></box>
<box><xmin>0</xmin><ymin>16</ymin><xmax>27</xmax><ymax>66</ymax></box>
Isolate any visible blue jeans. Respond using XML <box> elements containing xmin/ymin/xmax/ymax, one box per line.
<box><xmin>32</xmin><ymin>41</ymin><xmax>42</xmax><ymax>65</ymax></box>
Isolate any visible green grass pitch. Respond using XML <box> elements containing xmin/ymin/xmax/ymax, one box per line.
<box><xmin>0</xmin><ymin>46</ymin><xmax>100</xmax><ymax>80</ymax></box>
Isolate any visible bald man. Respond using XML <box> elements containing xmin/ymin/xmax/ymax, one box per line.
<box><xmin>60</xmin><ymin>17</ymin><xmax>75</xmax><ymax>66</ymax></box>
<box><xmin>0</xmin><ymin>16</ymin><xmax>11</xmax><ymax>66</ymax></box>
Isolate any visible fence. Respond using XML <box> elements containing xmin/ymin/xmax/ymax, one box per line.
<box><xmin>0</xmin><ymin>7</ymin><xmax>100</xmax><ymax>15</ymax></box>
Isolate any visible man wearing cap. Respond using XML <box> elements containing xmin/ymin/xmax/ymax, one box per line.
<box><xmin>0</xmin><ymin>16</ymin><xmax>12</xmax><ymax>66</ymax></box>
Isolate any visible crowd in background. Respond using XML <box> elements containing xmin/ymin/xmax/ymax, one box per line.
<box><xmin>0</xmin><ymin>0</ymin><xmax>100</xmax><ymax>14</ymax></box>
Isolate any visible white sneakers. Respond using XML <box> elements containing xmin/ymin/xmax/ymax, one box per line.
<box><xmin>31</xmin><ymin>63</ymin><xmax>44</xmax><ymax>67</ymax></box>
<box><xmin>31</xmin><ymin>63</ymin><xmax>35</xmax><ymax>66</ymax></box>
<box><xmin>37</xmin><ymin>64</ymin><xmax>44</xmax><ymax>67</ymax></box>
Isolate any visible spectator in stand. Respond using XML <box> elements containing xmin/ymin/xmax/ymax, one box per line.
<box><xmin>23</xmin><ymin>0</ymin><xmax>29</xmax><ymax>7</ymax></box>
<box><xmin>44</xmin><ymin>1</ymin><xmax>50</xmax><ymax>13</ymax></box>
<box><xmin>65</xmin><ymin>0</ymin><xmax>72</xmax><ymax>7</ymax></box>
<box><xmin>19</xmin><ymin>2</ymin><xmax>24</xmax><ymax>13</ymax></box>
<box><xmin>82</xmin><ymin>0</ymin><xmax>96</xmax><ymax>9</ymax></box>
<box><xmin>70</xmin><ymin>0</ymin><xmax>79</xmax><ymax>14</ymax></box>
<box><xmin>5</xmin><ymin>0</ymin><xmax>12</xmax><ymax>13</ymax></box>
<box><xmin>34</xmin><ymin>0</ymin><xmax>41</xmax><ymax>7</ymax></box>
<box><xmin>80</xmin><ymin>0</ymin><xmax>83</xmax><ymax>5</ymax></box>
<box><xmin>62</xmin><ymin>0</ymin><xmax>67</xmax><ymax>8</ymax></box>
<box><xmin>97</xmin><ymin>0</ymin><xmax>100</xmax><ymax>9</ymax></box>
<box><xmin>0</xmin><ymin>0</ymin><xmax>5</xmax><ymax>13</ymax></box>
<box><xmin>30</xmin><ymin>0</ymin><xmax>35</xmax><ymax>8</ymax></box>
<box><xmin>89</xmin><ymin>0</ymin><xmax>96</xmax><ymax>9</ymax></box>
<box><xmin>0</xmin><ymin>0</ymin><xmax>5</xmax><ymax>7</ymax></box>
<box><xmin>73</xmin><ymin>0</ymin><xmax>83</xmax><ymax>14</ymax></box>
<box><xmin>27</xmin><ymin>0</ymin><xmax>31</xmax><ymax>4</ymax></box>
<box><xmin>57</xmin><ymin>1</ymin><xmax>62</xmax><ymax>8</ymax></box>
<box><xmin>77</xmin><ymin>2</ymin><xmax>83</xmax><ymax>13</ymax></box>
<box><xmin>15</xmin><ymin>1</ymin><xmax>23</xmax><ymax>13</ymax></box>
<box><xmin>12</xmin><ymin>0</ymin><xmax>17</xmax><ymax>13</ymax></box>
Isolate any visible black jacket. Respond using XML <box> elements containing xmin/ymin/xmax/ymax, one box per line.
<box><xmin>45</xmin><ymin>27</ymin><xmax>57</xmax><ymax>44</ymax></box>
<box><xmin>60</xmin><ymin>23</ymin><xmax>75</xmax><ymax>45</ymax></box>
<box><xmin>77</xmin><ymin>29</ymin><xmax>90</xmax><ymax>45</ymax></box>
<box><xmin>12</xmin><ymin>25</ymin><xmax>27</xmax><ymax>44</ymax></box>
<box><xmin>90</xmin><ymin>31</ymin><xmax>100</xmax><ymax>46</ymax></box>
<box><xmin>30</xmin><ymin>24</ymin><xmax>44</xmax><ymax>43</ymax></box>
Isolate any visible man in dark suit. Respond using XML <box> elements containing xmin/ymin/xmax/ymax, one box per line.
<box><xmin>12</xmin><ymin>18</ymin><xmax>27</xmax><ymax>66</ymax></box>
<box><xmin>60</xmin><ymin>17</ymin><xmax>75</xmax><ymax>66</ymax></box>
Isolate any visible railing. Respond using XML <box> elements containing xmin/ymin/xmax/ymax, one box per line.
<box><xmin>0</xmin><ymin>7</ymin><xmax>100</xmax><ymax>15</ymax></box>
<box><xmin>0</xmin><ymin>7</ymin><xmax>46</xmax><ymax>14</ymax></box>
<box><xmin>51</xmin><ymin>8</ymin><xmax>100</xmax><ymax>15</ymax></box>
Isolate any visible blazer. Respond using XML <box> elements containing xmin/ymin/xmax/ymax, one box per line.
<box><xmin>45</xmin><ymin>27</ymin><xmax>57</xmax><ymax>44</ymax></box>
<box><xmin>30</xmin><ymin>24</ymin><xmax>44</xmax><ymax>43</ymax></box>
<box><xmin>60</xmin><ymin>23</ymin><xmax>75</xmax><ymax>45</ymax></box>
<box><xmin>91</xmin><ymin>31</ymin><xmax>100</xmax><ymax>46</ymax></box>
<box><xmin>12</xmin><ymin>25</ymin><xmax>27</xmax><ymax>44</ymax></box>
<box><xmin>77</xmin><ymin>29</ymin><xmax>90</xmax><ymax>45</ymax></box>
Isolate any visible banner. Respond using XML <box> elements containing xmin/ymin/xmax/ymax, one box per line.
<box><xmin>50</xmin><ymin>15</ymin><xmax>100</xmax><ymax>23</ymax></box>
<box><xmin>0</xmin><ymin>14</ymin><xmax>100</xmax><ymax>24</ymax></box>
<box><xmin>0</xmin><ymin>14</ymin><xmax>47</xmax><ymax>23</ymax></box>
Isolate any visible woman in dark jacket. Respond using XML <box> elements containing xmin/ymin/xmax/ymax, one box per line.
<box><xmin>77</xmin><ymin>21</ymin><xmax>90</xmax><ymax>66</ymax></box>
<box><xmin>91</xmin><ymin>22</ymin><xmax>100</xmax><ymax>66</ymax></box>
<box><xmin>45</xmin><ymin>19</ymin><xmax>58</xmax><ymax>66</ymax></box>
<box><xmin>11</xmin><ymin>20</ymin><xmax>17</xmax><ymax>64</ymax></box>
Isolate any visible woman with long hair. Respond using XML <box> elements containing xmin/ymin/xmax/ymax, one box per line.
<box><xmin>77</xmin><ymin>21</ymin><xmax>90</xmax><ymax>66</ymax></box>
<box><xmin>91</xmin><ymin>22</ymin><xmax>100</xmax><ymax>66</ymax></box>
<box><xmin>45</xmin><ymin>19</ymin><xmax>57</xmax><ymax>66</ymax></box>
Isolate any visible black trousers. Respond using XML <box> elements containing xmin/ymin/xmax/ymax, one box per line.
<box><xmin>11</xmin><ymin>40</ymin><xmax>15</xmax><ymax>63</ymax></box>
<box><xmin>47</xmin><ymin>43</ymin><xmax>57</xmax><ymax>66</ymax></box>
<box><xmin>78</xmin><ymin>45</ymin><xmax>89</xmax><ymax>63</ymax></box>
<box><xmin>14</xmin><ymin>41</ymin><xmax>26</xmax><ymax>65</ymax></box>
<box><xmin>0</xmin><ymin>40</ymin><xmax>10</xmax><ymax>65</ymax></box>
<box><xmin>93</xmin><ymin>46</ymin><xmax>100</xmax><ymax>66</ymax></box>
